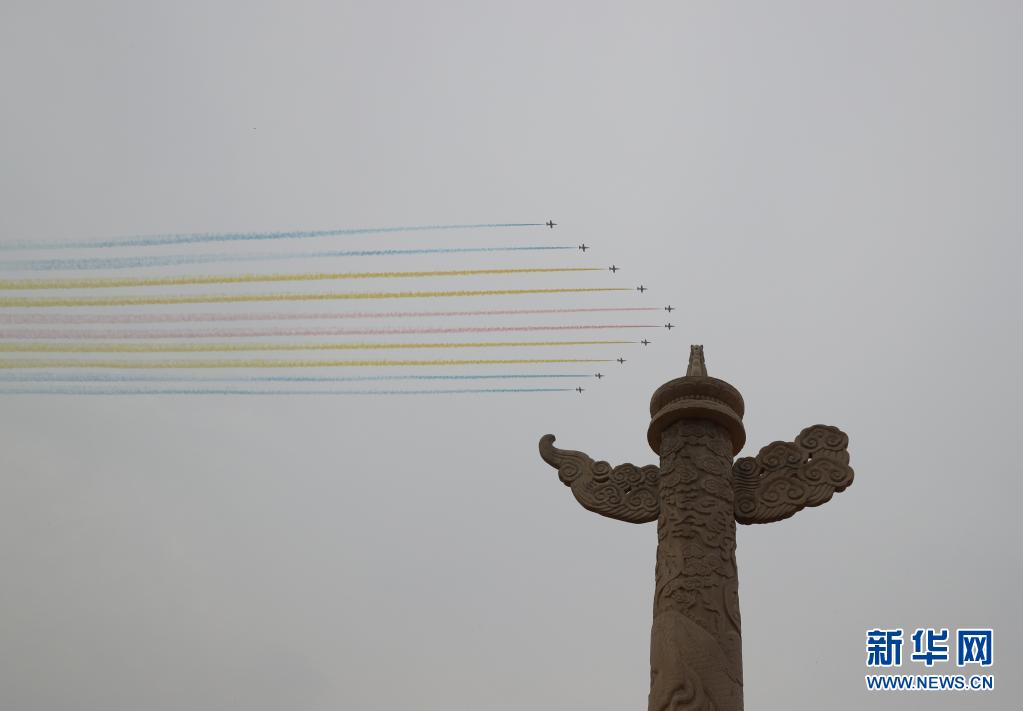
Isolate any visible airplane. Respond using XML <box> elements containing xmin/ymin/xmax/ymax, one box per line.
<box><xmin>578</xmin><ymin>243</ymin><xmax>589</xmax><ymax>251</ymax></box>
<box><xmin>617</xmin><ymin>357</ymin><xmax>626</xmax><ymax>364</ymax></box>
<box><xmin>595</xmin><ymin>373</ymin><xmax>604</xmax><ymax>379</ymax></box>
<box><xmin>637</xmin><ymin>285</ymin><xmax>647</xmax><ymax>293</ymax></box>
<box><xmin>665</xmin><ymin>323</ymin><xmax>674</xmax><ymax>330</ymax></box>
<box><xmin>546</xmin><ymin>220</ymin><xmax>557</xmax><ymax>228</ymax></box>
<box><xmin>575</xmin><ymin>386</ymin><xmax>585</xmax><ymax>393</ymax></box>
<box><xmin>608</xmin><ymin>265</ymin><xmax>618</xmax><ymax>273</ymax></box>
<box><xmin>641</xmin><ymin>339</ymin><xmax>651</xmax><ymax>346</ymax></box>
<box><xmin>665</xmin><ymin>305</ymin><xmax>674</xmax><ymax>313</ymax></box>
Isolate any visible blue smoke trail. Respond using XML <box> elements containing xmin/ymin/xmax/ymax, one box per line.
<box><xmin>0</xmin><ymin>373</ymin><xmax>589</xmax><ymax>383</ymax></box>
<box><xmin>0</xmin><ymin>245</ymin><xmax>574</xmax><ymax>271</ymax></box>
<box><xmin>0</xmin><ymin>223</ymin><xmax>546</xmax><ymax>251</ymax></box>
<box><xmin>0</xmin><ymin>386</ymin><xmax>574</xmax><ymax>395</ymax></box>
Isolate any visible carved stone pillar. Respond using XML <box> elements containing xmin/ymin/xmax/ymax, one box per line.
<box><xmin>537</xmin><ymin>345</ymin><xmax>853</xmax><ymax>711</ymax></box>
<box><xmin>646</xmin><ymin>348</ymin><xmax>746</xmax><ymax>711</ymax></box>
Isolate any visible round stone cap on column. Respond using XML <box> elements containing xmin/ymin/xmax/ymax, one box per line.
<box><xmin>647</xmin><ymin>345</ymin><xmax>746</xmax><ymax>456</ymax></box>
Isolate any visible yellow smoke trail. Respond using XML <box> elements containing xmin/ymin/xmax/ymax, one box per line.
<box><xmin>0</xmin><ymin>358</ymin><xmax>611</xmax><ymax>369</ymax></box>
<box><xmin>0</xmin><ymin>287</ymin><xmax>627</xmax><ymax>308</ymax></box>
<box><xmin>0</xmin><ymin>267</ymin><xmax>602</xmax><ymax>290</ymax></box>
<box><xmin>0</xmin><ymin>340</ymin><xmax>632</xmax><ymax>353</ymax></box>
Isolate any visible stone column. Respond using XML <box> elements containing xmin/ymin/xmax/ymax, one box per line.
<box><xmin>646</xmin><ymin>347</ymin><xmax>747</xmax><ymax>711</ymax></box>
<box><xmin>536</xmin><ymin>345</ymin><xmax>854</xmax><ymax>711</ymax></box>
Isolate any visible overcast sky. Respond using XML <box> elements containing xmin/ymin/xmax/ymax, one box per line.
<box><xmin>1</xmin><ymin>2</ymin><xmax>1020</xmax><ymax>709</ymax></box>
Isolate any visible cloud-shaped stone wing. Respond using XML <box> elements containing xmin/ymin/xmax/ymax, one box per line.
<box><xmin>733</xmin><ymin>425</ymin><xmax>854</xmax><ymax>525</ymax></box>
<box><xmin>539</xmin><ymin>434</ymin><xmax>660</xmax><ymax>524</ymax></box>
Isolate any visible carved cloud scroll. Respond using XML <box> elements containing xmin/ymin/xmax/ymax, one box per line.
<box><xmin>732</xmin><ymin>425</ymin><xmax>854</xmax><ymax>525</ymax></box>
<box><xmin>539</xmin><ymin>434</ymin><xmax>661</xmax><ymax>524</ymax></box>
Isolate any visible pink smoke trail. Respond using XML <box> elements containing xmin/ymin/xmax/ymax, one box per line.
<box><xmin>0</xmin><ymin>324</ymin><xmax>660</xmax><ymax>340</ymax></box>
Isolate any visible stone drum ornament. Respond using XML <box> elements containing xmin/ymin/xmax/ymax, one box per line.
<box><xmin>538</xmin><ymin>345</ymin><xmax>854</xmax><ymax>711</ymax></box>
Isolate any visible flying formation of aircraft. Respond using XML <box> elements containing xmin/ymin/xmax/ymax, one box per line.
<box><xmin>546</xmin><ymin>220</ymin><xmax>557</xmax><ymax>228</ymax></box>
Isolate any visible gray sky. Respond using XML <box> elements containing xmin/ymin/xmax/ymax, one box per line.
<box><xmin>1</xmin><ymin>1</ymin><xmax>1020</xmax><ymax>709</ymax></box>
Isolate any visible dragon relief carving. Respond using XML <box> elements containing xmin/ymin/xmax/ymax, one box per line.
<box><xmin>732</xmin><ymin>425</ymin><xmax>854</xmax><ymax>525</ymax></box>
<box><xmin>651</xmin><ymin>421</ymin><xmax>742</xmax><ymax>710</ymax></box>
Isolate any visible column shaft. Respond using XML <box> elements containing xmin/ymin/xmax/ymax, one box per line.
<box><xmin>648</xmin><ymin>419</ymin><xmax>743</xmax><ymax>711</ymax></box>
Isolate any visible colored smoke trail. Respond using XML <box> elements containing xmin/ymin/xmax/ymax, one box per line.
<box><xmin>0</xmin><ymin>340</ymin><xmax>633</xmax><ymax>353</ymax></box>
<box><xmin>0</xmin><ymin>245</ymin><xmax>575</xmax><ymax>271</ymax></box>
<box><xmin>0</xmin><ymin>387</ymin><xmax>575</xmax><ymax>395</ymax></box>
<box><xmin>0</xmin><ymin>324</ymin><xmax>656</xmax><ymax>339</ymax></box>
<box><xmin>0</xmin><ymin>223</ymin><xmax>545</xmax><ymax>250</ymax></box>
<box><xmin>0</xmin><ymin>358</ymin><xmax>612</xmax><ymax>369</ymax></box>
<box><xmin>0</xmin><ymin>306</ymin><xmax>661</xmax><ymax>324</ymax></box>
<box><xmin>0</xmin><ymin>287</ymin><xmax>628</xmax><ymax>308</ymax></box>
<box><xmin>0</xmin><ymin>266</ymin><xmax>601</xmax><ymax>290</ymax></box>
<box><xmin>0</xmin><ymin>373</ymin><xmax>592</xmax><ymax>383</ymax></box>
